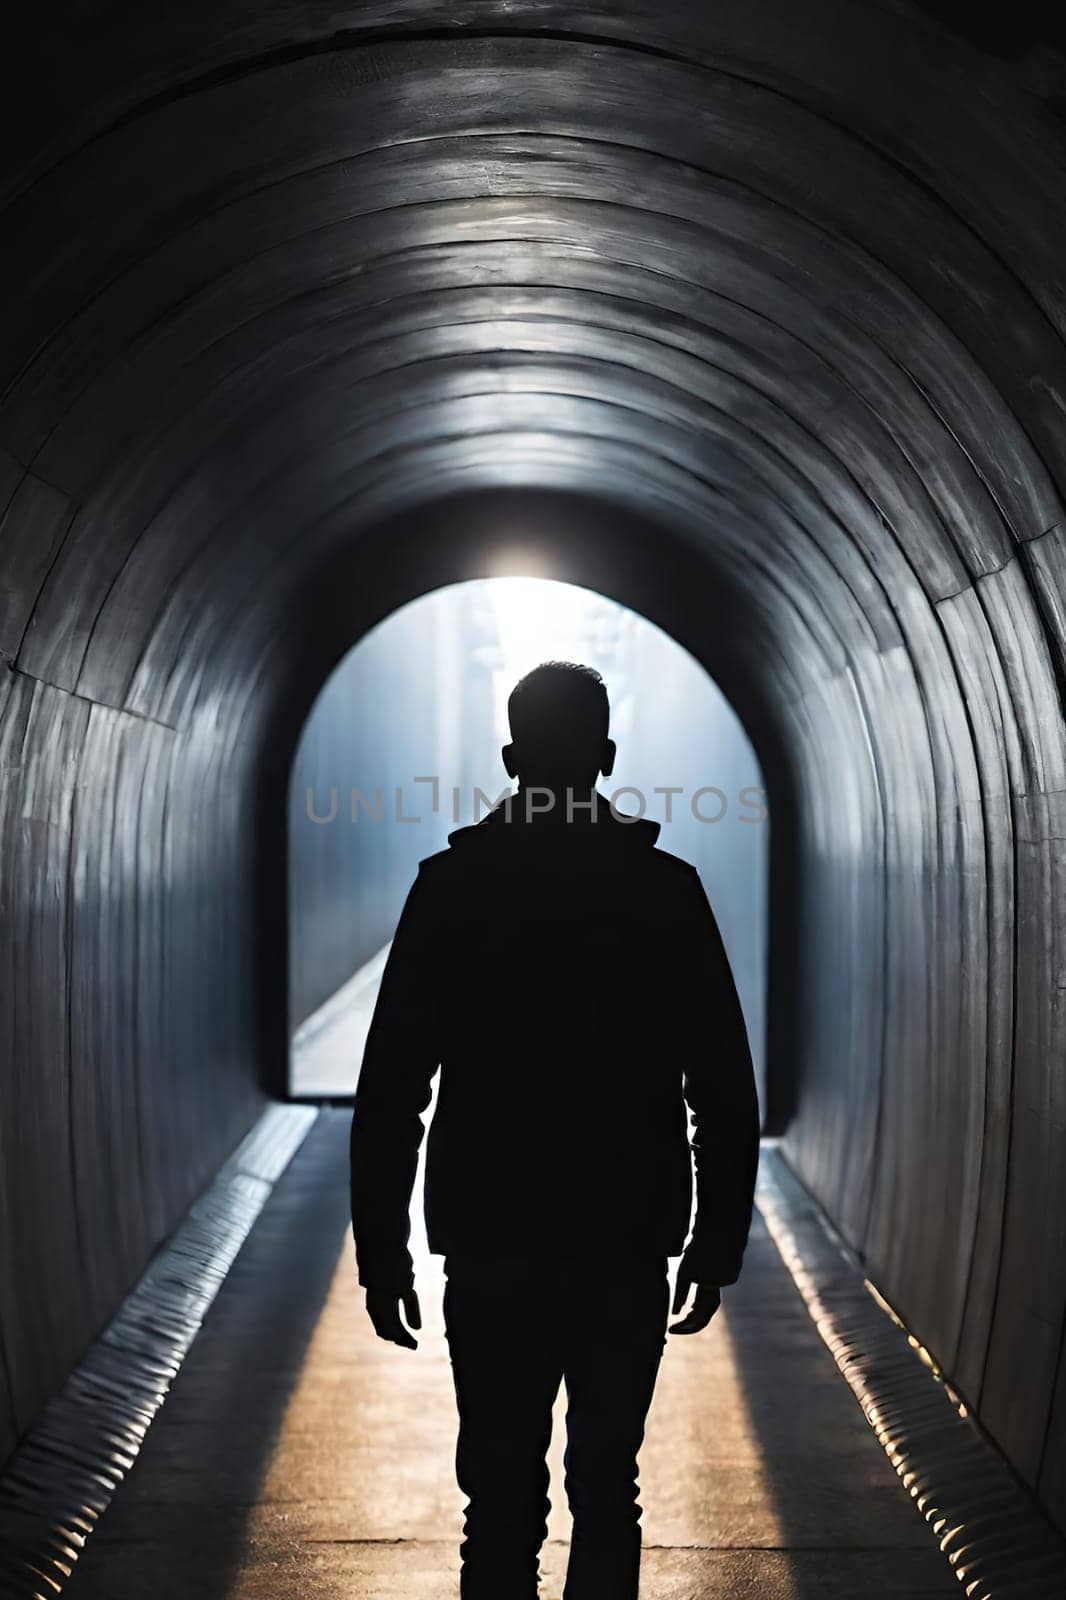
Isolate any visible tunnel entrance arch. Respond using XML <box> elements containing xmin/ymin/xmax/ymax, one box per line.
<box><xmin>285</xmin><ymin>569</ymin><xmax>770</xmax><ymax>1106</ymax></box>
<box><xmin>255</xmin><ymin>487</ymin><xmax>805</xmax><ymax>1137</ymax></box>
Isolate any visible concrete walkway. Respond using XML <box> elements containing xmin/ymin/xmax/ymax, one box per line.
<box><xmin>65</xmin><ymin>1111</ymin><xmax>956</xmax><ymax>1599</ymax></box>
<box><xmin>290</xmin><ymin>946</ymin><xmax>391</xmax><ymax>1099</ymax></box>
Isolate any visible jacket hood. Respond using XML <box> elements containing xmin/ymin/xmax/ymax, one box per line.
<box><xmin>447</xmin><ymin>790</ymin><xmax>661</xmax><ymax>849</ymax></box>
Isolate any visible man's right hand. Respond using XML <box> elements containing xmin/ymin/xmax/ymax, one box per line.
<box><xmin>365</xmin><ymin>1287</ymin><xmax>422</xmax><ymax>1350</ymax></box>
<box><xmin>669</xmin><ymin>1273</ymin><xmax>722</xmax><ymax>1335</ymax></box>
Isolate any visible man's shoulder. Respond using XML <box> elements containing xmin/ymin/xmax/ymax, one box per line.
<box><xmin>413</xmin><ymin>837</ymin><xmax>487</xmax><ymax>884</ymax></box>
<box><xmin>414</xmin><ymin>845</ymin><xmax>456</xmax><ymax>879</ymax></box>
<box><xmin>648</xmin><ymin>845</ymin><xmax>702</xmax><ymax>885</ymax></box>
<box><xmin>410</xmin><ymin>810</ymin><xmax>506</xmax><ymax>883</ymax></box>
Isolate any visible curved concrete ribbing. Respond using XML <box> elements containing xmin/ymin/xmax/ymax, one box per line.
<box><xmin>1</xmin><ymin>3</ymin><xmax>1064</xmax><ymax>1531</ymax></box>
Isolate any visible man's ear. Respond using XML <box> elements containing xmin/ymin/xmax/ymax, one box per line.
<box><xmin>600</xmin><ymin>738</ymin><xmax>616</xmax><ymax>778</ymax></box>
<box><xmin>502</xmin><ymin>742</ymin><xmax>518</xmax><ymax>779</ymax></box>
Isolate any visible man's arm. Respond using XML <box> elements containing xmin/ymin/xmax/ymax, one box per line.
<box><xmin>350</xmin><ymin>864</ymin><xmax>440</xmax><ymax>1342</ymax></box>
<box><xmin>672</xmin><ymin>865</ymin><xmax>760</xmax><ymax>1331</ymax></box>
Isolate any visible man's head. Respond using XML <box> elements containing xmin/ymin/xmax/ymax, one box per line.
<box><xmin>502</xmin><ymin>661</ymin><xmax>616</xmax><ymax>791</ymax></box>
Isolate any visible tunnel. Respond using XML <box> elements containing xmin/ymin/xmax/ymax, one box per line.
<box><xmin>1</xmin><ymin>3</ymin><xmax>1066</xmax><ymax>1595</ymax></box>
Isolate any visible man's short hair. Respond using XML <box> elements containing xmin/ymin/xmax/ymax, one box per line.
<box><xmin>507</xmin><ymin>661</ymin><xmax>610</xmax><ymax>767</ymax></box>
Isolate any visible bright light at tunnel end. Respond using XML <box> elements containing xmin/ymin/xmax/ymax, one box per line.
<box><xmin>482</xmin><ymin>548</ymin><xmax>557</xmax><ymax>583</ymax></box>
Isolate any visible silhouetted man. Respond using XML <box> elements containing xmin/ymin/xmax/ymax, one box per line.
<box><xmin>351</xmin><ymin>661</ymin><xmax>760</xmax><ymax>1600</ymax></box>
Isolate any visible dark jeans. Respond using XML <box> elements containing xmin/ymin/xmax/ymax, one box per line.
<box><xmin>442</xmin><ymin>1254</ymin><xmax>670</xmax><ymax>1600</ymax></box>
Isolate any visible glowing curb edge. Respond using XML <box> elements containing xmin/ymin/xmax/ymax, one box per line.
<box><xmin>0</xmin><ymin>1104</ymin><xmax>317</xmax><ymax>1599</ymax></box>
<box><xmin>757</xmin><ymin>1148</ymin><xmax>1066</xmax><ymax>1599</ymax></box>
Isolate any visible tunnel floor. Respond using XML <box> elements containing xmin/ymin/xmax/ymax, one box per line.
<box><xmin>61</xmin><ymin>1112</ymin><xmax>957</xmax><ymax>1599</ymax></box>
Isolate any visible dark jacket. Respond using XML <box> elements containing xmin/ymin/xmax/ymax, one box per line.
<box><xmin>350</xmin><ymin>794</ymin><xmax>760</xmax><ymax>1293</ymax></box>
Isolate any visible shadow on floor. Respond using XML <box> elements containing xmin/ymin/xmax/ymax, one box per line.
<box><xmin>712</xmin><ymin>1180</ymin><xmax>956</xmax><ymax>1598</ymax></box>
<box><xmin>66</xmin><ymin>1111</ymin><xmax>353</xmax><ymax>1600</ymax></box>
<box><xmin>65</xmin><ymin>1119</ymin><xmax>957</xmax><ymax>1600</ymax></box>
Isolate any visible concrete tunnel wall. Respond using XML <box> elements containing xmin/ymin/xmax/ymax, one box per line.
<box><xmin>1</xmin><ymin>0</ymin><xmax>1065</xmax><ymax>1530</ymax></box>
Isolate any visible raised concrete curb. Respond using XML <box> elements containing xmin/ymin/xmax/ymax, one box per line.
<box><xmin>0</xmin><ymin>1104</ymin><xmax>318</xmax><ymax>1599</ymax></box>
<box><xmin>759</xmin><ymin>1146</ymin><xmax>1066</xmax><ymax>1599</ymax></box>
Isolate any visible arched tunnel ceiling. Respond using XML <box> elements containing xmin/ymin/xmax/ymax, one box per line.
<box><xmin>2</xmin><ymin>0</ymin><xmax>1066</xmax><ymax>1534</ymax></box>
<box><xmin>0</xmin><ymin>9</ymin><xmax>1064</xmax><ymax>726</ymax></box>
